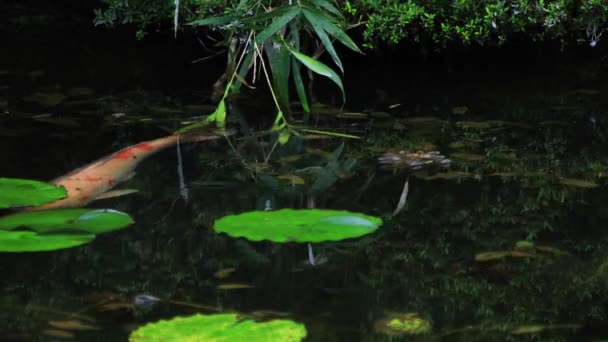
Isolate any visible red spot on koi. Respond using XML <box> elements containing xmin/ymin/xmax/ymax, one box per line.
<box><xmin>107</xmin><ymin>179</ymin><xmax>115</xmax><ymax>186</ymax></box>
<box><xmin>114</xmin><ymin>149</ymin><xmax>135</xmax><ymax>160</ymax></box>
<box><xmin>78</xmin><ymin>195</ymin><xmax>90</xmax><ymax>201</ymax></box>
<box><xmin>84</xmin><ymin>175</ymin><xmax>103</xmax><ymax>182</ymax></box>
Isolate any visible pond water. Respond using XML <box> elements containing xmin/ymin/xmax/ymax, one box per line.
<box><xmin>2</xmin><ymin>14</ymin><xmax>608</xmax><ymax>342</ymax></box>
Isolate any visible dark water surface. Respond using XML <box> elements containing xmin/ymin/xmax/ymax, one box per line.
<box><xmin>2</xmin><ymin>8</ymin><xmax>608</xmax><ymax>342</ymax></box>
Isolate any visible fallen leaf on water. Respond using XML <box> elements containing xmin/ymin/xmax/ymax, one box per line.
<box><xmin>536</xmin><ymin>245</ymin><xmax>570</xmax><ymax>256</ymax></box>
<box><xmin>475</xmin><ymin>250</ymin><xmax>535</xmax><ymax>262</ymax></box>
<box><xmin>450</xmin><ymin>153</ymin><xmax>486</xmax><ymax>161</ymax></box>
<box><xmin>511</xmin><ymin>323</ymin><xmax>581</xmax><ymax>335</ymax></box>
<box><xmin>48</xmin><ymin>320</ymin><xmax>99</xmax><ymax>331</ymax></box>
<box><xmin>213</xmin><ymin>267</ymin><xmax>237</xmax><ymax>279</ymax></box>
<box><xmin>558</xmin><ymin>178</ymin><xmax>599</xmax><ymax>188</ymax></box>
<box><xmin>217</xmin><ymin>283</ymin><xmax>255</xmax><ymax>290</ymax></box>
<box><xmin>277</xmin><ymin>174</ymin><xmax>306</xmax><ymax>185</ymax></box>
<box><xmin>42</xmin><ymin>329</ymin><xmax>74</xmax><ymax>339</ymax></box>
<box><xmin>475</xmin><ymin>251</ymin><xmax>512</xmax><ymax>262</ymax></box>
<box><xmin>452</xmin><ymin>106</ymin><xmax>469</xmax><ymax>115</ymax></box>
<box><xmin>97</xmin><ymin>302</ymin><xmax>134</xmax><ymax>311</ymax></box>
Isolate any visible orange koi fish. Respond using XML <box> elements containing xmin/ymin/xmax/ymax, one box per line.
<box><xmin>30</xmin><ymin>132</ymin><xmax>228</xmax><ymax>210</ymax></box>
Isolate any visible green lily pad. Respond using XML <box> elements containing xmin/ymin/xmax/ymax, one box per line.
<box><xmin>0</xmin><ymin>209</ymin><xmax>134</xmax><ymax>234</ymax></box>
<box><xmin>129</xmin><ymin>313</ymin><xmax>306</xmax><ymax>342</ymax></box>
<box><xmin>214</xmin><ymin>209</ymin><xmax>382</xmax><ymax>243</ymax></box>
<box><xmin>0</xmin><ymin>177</ymin><xmax>66</xmax><ymax>209</ymax></box>
<box><xmin>0</xmin><ymin>230</ymin><xmax>94</xmax><ymax>252</ymax></box>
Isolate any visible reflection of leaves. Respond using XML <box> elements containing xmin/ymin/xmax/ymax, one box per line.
<box><xmin>311</xmin><ymin>142</ymin><xmax>344</xmax><ymax>194</ymax></box>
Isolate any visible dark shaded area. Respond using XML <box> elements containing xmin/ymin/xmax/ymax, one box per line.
<box><xmin>1</xmin><ymin>2</ymin><xmax>608</xmax><ymax>342</ymax></box>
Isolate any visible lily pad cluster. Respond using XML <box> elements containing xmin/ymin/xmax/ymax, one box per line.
<box><xmin>129</xmin><ymin>313</ymin><xmax>307</xmax><ymax>342</ymax></box>
<box><xmin>213</xmin><ymin>208</ymin><xmax>382</xmax><ymax>243</ymax></box>
<box><xmin>0</xmin><ymin>178</ymin><xmax>133</xmax><ymax>252</ymax></box>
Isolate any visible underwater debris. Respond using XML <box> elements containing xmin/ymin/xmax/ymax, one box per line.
<box><xmin>378</xmin><ymin>150</ymin><xmax>451</xmax><ymax>170</ymax></box>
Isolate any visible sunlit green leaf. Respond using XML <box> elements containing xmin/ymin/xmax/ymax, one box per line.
<box><xmin>289</xmin><ymin>50</ymin><xmax>344</xmax><ymax>104</ymax></box>
<box><xmin>278</xmin><ymin>129</ymin><xmax>291</xmax><ymax>145</ymax></box>
<box><xmin>129</xmin><ymin>313</ymin><xmax>306</xmax><ymax>342</ymax></box>
<box><xmin>214</xmin><ymin>209</ymin><xmax>382</xmax><ymax>243</ymax></box>
<box><xmin>0</xmin><ymin>178</ymin><xmax>66</xmax><ymax>209</ymax></box>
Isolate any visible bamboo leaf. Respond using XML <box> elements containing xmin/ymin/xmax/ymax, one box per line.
<box><xmin>302</xmin><ymin>7</ymin><xmax>361</xmax><ymax>53</ymax></box>
<box><xmin>302</xmin><ymin>8</ymin><xmax>343</xmax><ymax>72</ymax></box>
<box><xmin>232</xmin><ymin>43</ymin><xmax>255</xmax><ymax>94</ymax></box>
<box><xmin>255</xmin><ymin>6</ymin><xmax>300</xmax><ymax>44</ymax></box>
<box><xmin>265</xmin><ymin>41</ymin><xmax>292</xmax><ymax>113</ymax></box>
<box><xmin>308</xmin><ymin>0</ymin><xmax>343</xmax><ymax>18</ymax></box>
<box><xmin>289</xmin><ymin>50</ymin><xmax>345</xmax><ymax>104</ymax></box>
<box><xmin>188</xmin><ymin>15</ymin><xmax>234</xmax><ymax>26</ymax></box>
<box><xmin>244</xmin><ymin>6</ymin><xmax>296</xmax><ymax>25</ymax></box>
<box><xmin>292</xmin><ymin>60</ymin><xmax>309</xmax><ymax>113</ymax></box>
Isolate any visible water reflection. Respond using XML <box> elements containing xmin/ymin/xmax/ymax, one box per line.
<box><xmin>1</xmin><ymin>60</ymin><xmax>608</xmax><ymax>342</ymax></box>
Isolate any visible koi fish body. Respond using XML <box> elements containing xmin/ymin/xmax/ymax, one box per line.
<box><xmin>30</xmin><ymin>133</ymin><xmax>222</xmax><ymax>210</ymax></box>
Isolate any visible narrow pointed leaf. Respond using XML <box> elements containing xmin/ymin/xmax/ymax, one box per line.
<box><xmin>265</xmin><ymin>40</ymin><xmax>291</xmax><ymax>113</ymax></box>
<box><xmin>292</xmin><ymin>59</ymin><xmax>310</xmax><ymax>113</ymax></box>
<box><xmin>255</xmin><ymin>6</ymin><xmax>299</xmax><ymax>44</ymax></box>
<box><xmin>302</xmin><ymin>7</ymin><xmax>361</xmax><ymax>53</ymax></box>
<box><xmin>188</xmin><ymin>15</ymin><xmax>234</xmax><ymax>26</ymax></box>
<box><xmin>302</xmin><ymin>8</ymin><xmax>343</xmax><ymax>72</ymax></box>
<box><xmin>289</xmin><ymin>50</ymin><xmax>344</xmax><ymax>104</ymax></box>
<box><xmin>243</xmin><ymin>6</ymin><xmax>296</xmax><ymax>25</ymax></box>
<box><xmin>309</xmin><ymin>0</ymin><xmax>343</xmax><ymax>18</ymax></box>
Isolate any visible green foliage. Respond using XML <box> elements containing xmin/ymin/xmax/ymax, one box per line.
<box><xmin>347</xmin><ymin>0</ymin><xmax>608</xmax><ymax>48</ymax></box>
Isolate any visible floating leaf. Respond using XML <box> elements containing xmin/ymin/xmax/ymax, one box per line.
<box><xmin>277</xmin><ymin>174</ymin><xmax>306</xmax><ymax>185</ymax></box>
<box><xmin>129</xmin><ymin>313</ymin><xmax>306</xmax><ymax>342</ymax></box>
<box><xmin>0</xmin><ymin>178</ymin><xmax>66</xmax><ymax>209</ymax></box>
<box><xmin>42</xmin><ymin>329</ymin><xmax>75</xmax><ymax>339</ymax></box>
<box><xmin>0</xmin><ymin>230</ymin><xmax>94</xmax><ymax>252</ymax></box>
<box><xmin>217</xmin><ymin>283</ymin><xmax>255</xmax><ymax>290</ymax></box>
<box><xmin>0</xmin><ymin>209</ymin><xmax>134</xmax><ymax>234</ymax></box>
<box><xmin>475</xmin><ymin>250</ymin><xmax>535</xmax><ymax>262</ymax></box>
<box><xmin>214</xmin><ymin>209</ymin><xmax>381</xmax><ymax>243</ymax></box>
<box><xmin>558</xmin><ymin>178</ymin><xmax>599</xmax><ymax>188</ymax></box>
<box><xmin>450</xmin><ymin>153</ymin><xmax>485</xmax><ymax>161</ymax></box>
<box><xmin>48</xmin><ymin>320</ymin><xmax>99</xmax><ymax>331</ymax></box>
<box><xmin>214</xmin><ymin>268</ymin><xmax>237</xmax><ymax>279</ymax></box>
